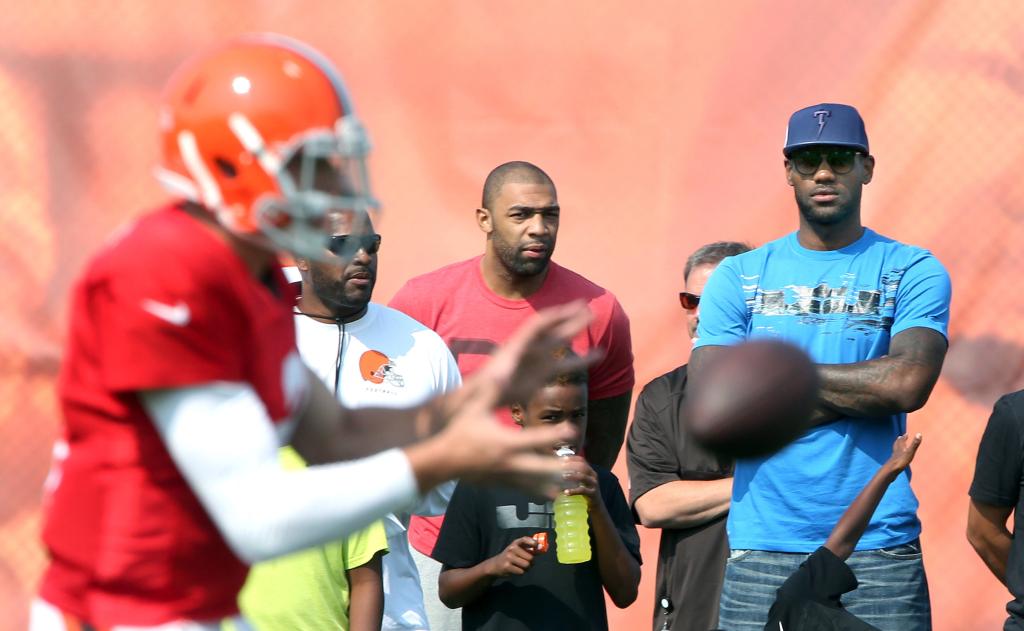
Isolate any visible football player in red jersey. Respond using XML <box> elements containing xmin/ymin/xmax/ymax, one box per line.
<box><xmin>31</xmin><ymin>34</ymin><xmax>591</xmax><ymax>631</ymax></box>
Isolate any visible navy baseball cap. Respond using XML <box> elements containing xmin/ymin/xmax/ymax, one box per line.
<box><xmin>783</xmin><ymin>103</ymin><xmax>869</xmax><ymax>156</ymax></box>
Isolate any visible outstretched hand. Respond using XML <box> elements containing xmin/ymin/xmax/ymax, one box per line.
<box><xmin>471</xmin><ymin>300</ymin><xmax>599</xmax><ymax>408</ymax></box>
<box><xmin>887</xmin><ymin>432</ymin><xmax>922</xmax><ymax>474</ymax></box>
<box><xmin>405</xmin><ymin>303</ymin><xmax>597</xmax><ymax>497</ymax></box>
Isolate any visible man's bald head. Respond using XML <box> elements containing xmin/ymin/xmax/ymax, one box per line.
<box><xmin>481</xmin><ymin>161</ymin><xmax>557</xmax><ymax>210</ymax></box>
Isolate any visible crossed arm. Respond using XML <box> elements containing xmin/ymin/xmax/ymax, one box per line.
<box><xmin>816</xmin><ymin>327</ymin><xmax>948</xmax><ymax>419</ymax></box>
<box><xmin>690</xmin><ymin>326</ymin><xmax>948</xmax><ymax>424</ymax></box>
<box><xmin>633</xmin><ymin>478</ymin><xmax>731</xmax><ymax>530</ymax></box>
<box><xmin>627</xmin><ymin>380</ymin><xmax>731</xmax><ymax>530</ymax></box>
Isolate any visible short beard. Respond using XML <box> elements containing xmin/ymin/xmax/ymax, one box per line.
<box><xmin>492</xmin><ymin>236</ymin><xmax>551</xmax><ymax>277</ymax></box>
<box><xmin>795</xmin><ymin>186</ymin><xmax>861</xmax><ymax>227</ymax></box>
<box><xmin>309</xmin><ymin>264</ymin><xmax>371</xmax><ymax>318</ymax></box>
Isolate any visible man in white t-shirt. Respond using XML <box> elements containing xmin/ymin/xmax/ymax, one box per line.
<box><xmin>283</xmin><ymin>210</ymin><xmax>461</xmax><ymax>630</ymax></box>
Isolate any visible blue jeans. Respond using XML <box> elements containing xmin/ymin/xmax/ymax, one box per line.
<box><xmin>718</xmin><ymin>540</ymin><xmax>931</xmax><ymax>631</ymax></box>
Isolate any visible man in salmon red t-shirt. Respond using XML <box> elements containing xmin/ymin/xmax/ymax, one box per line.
<box><xmin>32</xmin><ymin>38</ymin><xmax>595</xmax><ymax>631</ymax></box>
<box><xmin>389</xmin><ymin>161</ymin><xmax>635</xmax><ymax>628</ymax></box>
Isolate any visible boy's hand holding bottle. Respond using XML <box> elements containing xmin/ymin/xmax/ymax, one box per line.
<box><xmin>555</xmin><ymin>449</ymin><xmax>595</xmax><ymax>564</ymax></box>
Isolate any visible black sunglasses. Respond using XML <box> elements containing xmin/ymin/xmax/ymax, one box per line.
<box><xmin>678</xmin><ymin>292</ymin><xmax>700</xmax><ymax>310</ymax></box>
<box><xmin>789</xmin><ymin>148</ymin><xmax>862</xmax><ymax>176</ymax></box>
<box><xmin>328</xmin><ymin>233</ymin><xmax>382</xmax><ymax>256</ymax></box>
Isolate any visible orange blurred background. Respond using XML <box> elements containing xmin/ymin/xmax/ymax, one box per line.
<box><xmin>2</xmin><ymin>1</ymin><xmax>1022</xmax><ymax>629</ymax></box>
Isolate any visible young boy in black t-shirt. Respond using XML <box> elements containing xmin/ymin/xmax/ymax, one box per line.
<box><xmin>432</xmin><ymin>359</ymin><xmax>641</xmax><ymax>631</ymax></box>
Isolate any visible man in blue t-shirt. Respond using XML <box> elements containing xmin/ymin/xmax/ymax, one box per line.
<box><xmin>692</xmin><ymin>103</ymin><xmax>950</xmax><ymax>631</ymax></box>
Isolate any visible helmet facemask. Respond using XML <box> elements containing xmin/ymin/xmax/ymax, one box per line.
<box><xmin>248</xmin><ymin>115</ymin><xmax>379</xmax><ymax>261</ymax></box>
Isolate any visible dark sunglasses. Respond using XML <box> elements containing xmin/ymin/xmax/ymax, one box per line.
<box><xmin>328</xmin><ymin>233</ymin><xmax>382</xmax><ymax>256</ymax></box>
<box><xmin>678</xmin><ymin>292</ymin><xmax>700</xmax><ymax>310</ymax></box>
<box><xmin>789</xmin><ymin>148</ymin><xmax>862</xmax><ymax>176</ymax></box>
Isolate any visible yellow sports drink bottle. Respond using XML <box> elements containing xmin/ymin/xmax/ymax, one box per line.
<box><xmin>553</xmin><ymin>447</ymin><xmax>592</xmax><ymax>564</ymax></box>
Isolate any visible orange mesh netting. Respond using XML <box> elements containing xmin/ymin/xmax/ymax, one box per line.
<box><xmin>2</xmin><ymin>2</ymin><xmax>1021</xmax><ymax>628</ymax></box>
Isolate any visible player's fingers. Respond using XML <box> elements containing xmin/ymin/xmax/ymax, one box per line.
<box><xmin>488</xmin><ymin>303</ymin><xmax>586</xmax><ymax>366</ymax></box>
<box><xmin>494</xmin><ymin>352</ymin><xmax>601</xmax><ymax>408</ymax></box>
<box><xmin>480</xmin><ymin>304</ymin><xmax>594</xmax><ymax>405</ymax></box>
<box><xmin>506</xmin><ymin>421</ymin><xmax>578</xmax><ymax>456</ymax></box>
<box><xmin>456</xmin><ymin>423</ymin><xmax>575</xmax><ymax>489</ymax></box>
<box><xmin>456</xmin><ymin>373</ymin><xmax>501</xmax><ymax>417</ymax></box>
<box><xmin>487</xmin><ymin>452</ymin><xmax>579</xmax><ymax>499</ymax></box>
<box><xmin>500</xmin><ymin>303</ymin><xmax>593</xmax><ymax>371</ymax></box>
<box><xmin>429</xmin><ymin>370</ymin><xmax>498</xmax><ymax>437</ymax></box>
<box><xmin>545</xmin><ymin>301</ymin><xmax>595</xmax><ymax>341</ymax></box>
<box><xmin>548</xmin><ymin>350</ymin><xmax>603</xmax><ymax>378</ymax></box>
<box><xmin>517</xmin><ymin>300</ymin><xmax>591</xmax><ymax>338</ymax></box>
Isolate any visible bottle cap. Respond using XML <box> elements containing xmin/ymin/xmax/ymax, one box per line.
<box><xmin>555</xmin><ymin>446</ymin><xmax>575</xmax><ymax>457</ymax></box>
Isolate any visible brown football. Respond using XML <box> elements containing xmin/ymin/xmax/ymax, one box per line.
<box><xmin>685</xmin><ymin>340</ymin><xmax>819</xmax><ymax>459</ymax></box>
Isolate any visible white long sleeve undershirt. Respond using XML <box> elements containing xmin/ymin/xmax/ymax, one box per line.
<box><xmin>140</xmin><ymin>381</ymin><xmax>420</xmax><ymax>564</ymax></box>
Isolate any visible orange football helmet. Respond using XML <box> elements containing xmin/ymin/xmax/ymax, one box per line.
<box><xmin>155</xmin><ymin>33</ymin><xmax>377</xmax><ymax>258</ymax></box>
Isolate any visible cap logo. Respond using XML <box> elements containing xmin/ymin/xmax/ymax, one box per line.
<box><xmin>813</xmin><ymin>109</ymin><xmax>831</xmax><ymax>138</ymax></box>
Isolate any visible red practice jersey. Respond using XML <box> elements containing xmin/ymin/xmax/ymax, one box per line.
<box><xmin>39</xmin><ymin>205</ymin><xmax>307</xmax><ymax>626</ymax></box>
<box><xmin>388</xmin><ymin>255</ymin><xmax>634</xmax><ymax>555</ymax></box>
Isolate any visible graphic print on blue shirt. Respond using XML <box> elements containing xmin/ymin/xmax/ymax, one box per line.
<box><xmin>694</xmin><ymin>229</ymin><xmax>951</xmax><ymax>552</ymax></box>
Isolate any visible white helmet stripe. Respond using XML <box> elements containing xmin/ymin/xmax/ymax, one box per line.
<box><xmin>178</xmin><ymin>130</ymin><xmax>223</xmax><ymax>209</ymax></box>
<box><xmin>152</xmin><ymin>166</ymin><xmax>200</xmax><ymax>201</ymax></box>
<box><xmin>228</xmin><ymin>112</ymin><xmax>282</xmax><ymax>176</ymax></box>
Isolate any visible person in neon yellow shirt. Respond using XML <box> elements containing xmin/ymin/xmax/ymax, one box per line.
<box><xmin>238</xmin><ymin>446</ymin><xmax>389</xmax><ymax>631</ymax></box>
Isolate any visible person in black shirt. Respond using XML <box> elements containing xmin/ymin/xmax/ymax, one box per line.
<box><xmin>968</xmin><ymin>390</ymin><xmax>1024</xmax><ymax>629</ymax></box>
<box><xmin>433</xmin><ymin>353</ymin><xmax>641</xmax><ymax>631</ymax></box>
<box><xmin>763</xmin><ymin>432</ymin><xmax>922</xmax><ymax>631</ymax></box>
<box><xmin>626</xmin><ymin>241</ymin><xmax>750</xmax><ymax>631</ymax></box>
